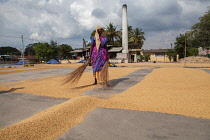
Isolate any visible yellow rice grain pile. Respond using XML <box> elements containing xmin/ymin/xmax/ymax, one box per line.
<box><xmin>0</xmin><ymin>96</ymin><xmax>100</xmax><ymax>140</ymax></box>
<box><xmin>0</xmin><ymin>67</ymin><xmax>140</xmax><ymax>98</ymax></box>
<box><xmin>99</xmin><ymin>68</ymin><xmax>210</xmax><ymax>119</ymax></box>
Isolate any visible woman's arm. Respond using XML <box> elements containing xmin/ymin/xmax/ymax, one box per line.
<box><xmin>104</xmin><ymin>43</ymin><xmax>109</xmax><ymax>60</ymax></box>
<box><xmin>90</xmin><ymin>43</ymin><xmax>93</xmax><ymax>57</ymax></box>
<box><xmin>89</xmin><ymin>36</ymin><xmax>94</xmax><ymax>59</ymax></box>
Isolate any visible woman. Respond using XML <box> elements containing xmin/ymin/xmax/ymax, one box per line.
<box><xmin>90</xmin><ymin>25</ymin><xmax>108</xmax><ymax>85</ymax></box>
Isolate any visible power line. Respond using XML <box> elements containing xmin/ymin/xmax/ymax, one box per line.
<box><xmin>0</xmin><ymin>34</ymin><xmax>78</xmax><ymax>43</ymax></box>
<box><xmin>0</xmin><ymin>35</ymin><xmax>83</xmax><ymax>46</ymax></box>
<box><xmin>0</xmin><ymin>35</ymin><xmax>43</xmax><ymax>42</ymax></box>
<box><xmin>0</xmin><ymin>35</ymin><xmax>20</xmax><ymax>39</ymax></box>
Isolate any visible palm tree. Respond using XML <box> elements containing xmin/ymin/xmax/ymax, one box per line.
<box><xmin>112</xmin><ymin>25</ymin><xmax>132</xmax><ymax>47</ymax></box>
<box><xmin>104</xmin><ymin>23</ymin><xmax>119</xmax><ymax>46</ymax></box>
<box><xmin>130</xmin><ymin>28</ymin><xmax>146</xmax><ymax>49</ymax></box>
<box><xmin>128</xmin><ymin>25</ymin><xmax>133</xmax><ymax>39</ymax></box>
<box><xmin>114</xmin><ymin>35</ymin><xmax>122</xmax><ymax>47</ymax></box>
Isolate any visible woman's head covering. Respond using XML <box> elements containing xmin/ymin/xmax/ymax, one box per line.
<box><xmin>95</xmin><ymin>25</ymin><xmax>103</xmax><ymax>51</ymax></box>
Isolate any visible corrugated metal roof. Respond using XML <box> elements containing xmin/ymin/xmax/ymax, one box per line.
<box><xmin>108</xmin><ymin>47</ymin><xmax>122</xmax><ymax>52</ymax></box>
<box><xmin>70</xmin><ymin>49</ymin><xmax>84</xmax><ymax>53</ymax></box>
<box><xmin>143</xmin><ymin>49</ymin><xmax>172</xmax><ymax>53</ymax></box>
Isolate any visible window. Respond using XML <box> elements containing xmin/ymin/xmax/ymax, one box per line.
<box><xmin>155</xmin><ymin>53</ymin><xmax>164</xmax><ymax>57</ymax></box>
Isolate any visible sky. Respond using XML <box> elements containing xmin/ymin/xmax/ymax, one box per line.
<box><xmin>0</xmin><ymin>0</ymin><xmax>209</xmax><ymax>51</ymax></box>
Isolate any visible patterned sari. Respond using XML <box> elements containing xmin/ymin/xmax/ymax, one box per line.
<box><xmin>91</xmin><ymin>36</ymin><xmax>108</xmax><ymax>75</ymax></box>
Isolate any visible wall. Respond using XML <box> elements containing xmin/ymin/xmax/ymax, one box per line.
<box><xmin>148</xmin><ymin>53</ymin><xmax>173</xmax><ymax>62</ymax></box>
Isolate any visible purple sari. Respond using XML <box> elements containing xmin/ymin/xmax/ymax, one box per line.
<box><xmin>91</xmin><ymin>36</ymin><xmax>108</xmax><ymax>73</ymax></box>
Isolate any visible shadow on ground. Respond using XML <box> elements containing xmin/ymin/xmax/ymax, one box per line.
<box><xmin>0</xmin><ymin>87</ymin><xmax>25</xmax><ymax>94</ymax></box>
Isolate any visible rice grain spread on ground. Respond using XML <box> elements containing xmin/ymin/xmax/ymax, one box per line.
<box><xmin>0</xmin><ymin>63</ymin><xmax>210</xmax><ymax>139</ymax></box>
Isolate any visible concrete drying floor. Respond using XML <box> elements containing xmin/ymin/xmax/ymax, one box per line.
<box><xmin>0</xmin><ymin>63</ymin><xmax>210</xmax><ymax>140</ymax></box>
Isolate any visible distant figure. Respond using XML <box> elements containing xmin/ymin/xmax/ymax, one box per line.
<box><xmin>121</xmin><ymin>58</ymin><xmax>125</xmax><ymax>63</ymax></box>
<box><xmin>90</xmin><ymin>25</ymin><xmax>109</xmax><ymax>85</ymax></box>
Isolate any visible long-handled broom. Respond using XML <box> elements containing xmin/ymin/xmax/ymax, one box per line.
<box><xmin>100</xmin><ymin>60</ymin><xmax>109</xmax><ymax>90</ymax></box>
<box><xmin>63</xmin><ymin>59</ymin><xmax>109</xmax><ymax>90</ymax></box>
<box><xmin>63</xmin><ymin>59</ymin><xmax>90</xmax><ymax>86</ymax></box>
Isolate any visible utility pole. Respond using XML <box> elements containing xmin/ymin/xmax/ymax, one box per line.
<box><xmin>184</xmin><ymin>36</ymin><xmax>187</xmax><ymax>67</ymax></box>
<box><xmin>21</xmin><ymin>35</ymin><xmax>25</xmax><ymax>66</ymax></box>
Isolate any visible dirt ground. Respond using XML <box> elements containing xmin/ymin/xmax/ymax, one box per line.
<box><xmin>0</xmin><ymin>62</ymin><xmax>210</xmax><ymax>139</ymax></box>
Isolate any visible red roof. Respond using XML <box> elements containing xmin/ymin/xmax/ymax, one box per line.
<box><xmin>25</xmin><ymin>55</ymin><xmax>38</xmax><ymax>59</ymax></box>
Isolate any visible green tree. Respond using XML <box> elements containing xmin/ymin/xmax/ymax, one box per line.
<box><xmin>128</xmin><ymin>25</ymin><xmax>133</xmax><ymax>39</ymax></box>
<box><xmin>89</xmin><ymin>24</ymin><xmax>146</xmax><ymax>48</ymax></box>
<box><xmin>192</xmin><ymin>8</ymin><xmax>210</xmax><ymax>49</ymax></box>
<box><xmin>89</xmin><ymin>23</ymin><xmax>120</xmax><ymax>46</ymax></box>
<box><xmin>142</xmin><ymin>54</ymin><xmax>150</xmax><ymax>62</ymax></box>
<box><xmin>174</xmin><ymin>34</ymin><xmax>186</xmax><ymax>59</ymax></box>
<box><xmin>113</xmin><ymin>25</ymin><xmax>133</xmax><ymax>47</ymax></box>
<box><xmin>129</xmin><ymin>28</ymin><xmax>146</xmax><ymax>49</ymax></box>
<box><xmin>49</xmin><ymin>40</ymin><xmax>59</xmax><ymax>59</ymax></box>
<box><xmin>104</xmin><ymin>23</ymin><xmax>119</xmax><ymax>46</ymax></box>
<box><xmin>167</xmin><ymin>49</ymin><xmax>176</xmax><ymax>62</ymax></box>
<box><xmin>185</xmin><ymin>30</ymin><xmax>200</xmax><ymax>48</ymax></box>
<box><xmin>24</xmin><ymin>44</ymin><xmax>35</xmax><ymax>56</ymax></box>
<box><xmin>114</xmin><ymin>35</ymin><xmax>122</xmax><ymax>46</ymax></box>
<box><xmin>173</xmin><ymin>8</ymin><xmax>210</xmax><ymax>59</ymax></box>
<box><xmin>174</xmin><ymin>31</ymin><xmax>200</xmax><ymax>59</ymax></box>
<box><xmin>33</xmin><ymin>42</ymin><xmax>51</xmax><ymax>62</ymax></box>
<box><xmin>188</xmin><ymin>48</ymin><xmax>198</xmax><ymax>56</ymax></box>
<box><xmin>0</xmin><ymin>46</ymin><xmax>21</xmax><ymax>55</ymax></box>
<box><xmin>58</xmin><ymin>44</ymin><xmax>73</xmax><ymax>59</ymax></box>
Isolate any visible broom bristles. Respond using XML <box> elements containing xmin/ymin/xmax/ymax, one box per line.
<box><xmin>63</xmin><ymin>59</ymin><xmax>90</xmax><ymax>86</ymax></box>
<box><xmin>100</xmin><ymin>60</ymin><xmax>109</xmax><ymax>90</ymax></box>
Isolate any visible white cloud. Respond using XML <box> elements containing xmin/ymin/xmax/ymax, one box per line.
<box><xmin>0</xmin><ymin>0</ymin><xmax>209</xmax><ymax>49</ymax></box>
